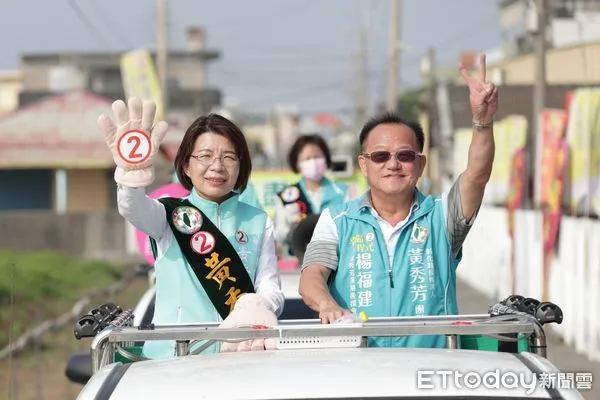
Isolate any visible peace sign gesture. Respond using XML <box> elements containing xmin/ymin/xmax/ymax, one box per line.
<box><xmin>459</xmin><ymin>53</ymin><xmax>498</xmax><ymax>124</ymax></box>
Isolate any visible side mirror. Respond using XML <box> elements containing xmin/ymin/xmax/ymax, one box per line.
<box><xmin>65</xmin><ymin>353</ymin><xmax>92</xmax><ymax>385</ymax></box>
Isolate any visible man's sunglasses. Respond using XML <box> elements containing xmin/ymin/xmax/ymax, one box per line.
<box><xmin>362</xmin><ymin>150</ymin><xmax>422</xmax><ymax>164</ymax></box>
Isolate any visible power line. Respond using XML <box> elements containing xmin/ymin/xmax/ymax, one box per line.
<box><xmin>67</xmin><ymin>0</ymin><xmax>111</xmax><ymax>49</ymax></box>
<box><xmin>211</xmin><ymin>0</ymin><xmax>320</xmax><ymax>44</ymax></box>
<box><xmin>433</xmin><ymin>12</ymin><xmax>499</xmax><ymax>54</ymax></box>
<box><xmin>217</xmin><ymin>66</ymin><xmax>355</xmax><ymax>76</ymax></box>
<box><xmin>371</xmin><ymin>0</ymin><xmax>387</xmax><ymax>15</ymax></box>
<box><xmin>157</xmin><ymin>0</ymin><xmax>169</xmax><ymax>116</ymax></box>
<box><xmin>84</xmin><ymin>0</ymin><xmax>135</xmax><ymax>49</ymax></box>
<box><xmin>240</xmin><ymin>70</ymin><xmax>383</xmax><ymax>106</ymax></box>
<box><xmin>297</xmin><ymin>105</ymin><xmax>356</xmax><ymax>115</ymax></box>
<box><xmin>240</xmin><ymin>79</ymin><xmax>349</xmax><ymax>104</ymax></box>
<box><xmin>230</xmin><ymin>44</ymin><xmax>354</xmax><ymax>54</ymax></box>
<box><xmin>222</xmin><ymin>53</ymin><xmax>354</xmax><ymax>63</ymax></box>
<box><xmin>400</xmin><ymin>11</ymin><xmax>500</xmax><ymax>69</ymax></box>
<box><xmin>386</xmin><ymin>0</ymin><xmax>401</xmax><ymax>110</ymax></box>
<box><xmin>216</xmin><ymin>68</ymin><xmax>380</xmax><ymax>88</ymax></box>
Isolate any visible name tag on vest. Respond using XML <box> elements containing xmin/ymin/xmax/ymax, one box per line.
<box><xmin>152</xmin><ymin>197</ymin><xmax>255</xmax><ymax>319</ymax></box>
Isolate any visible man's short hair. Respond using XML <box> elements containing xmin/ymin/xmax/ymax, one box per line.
<box><xmin>359</xmin><ymin>112</ymin><xmax>425</xmax><ymax>152</ymax></box>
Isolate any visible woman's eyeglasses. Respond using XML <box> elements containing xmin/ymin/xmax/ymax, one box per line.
<box><xmin>190</xmin><ymin>153</ymin><xmax>240</xmax><ymax>167</ymax></box>
<box><xmin>362</xmin><ymin>150</ymin><xmax>422</xmax><ymax>164</ymax></box>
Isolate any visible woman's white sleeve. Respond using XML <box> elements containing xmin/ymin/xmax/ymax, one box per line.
<box><xmin>117</xmin><ymin>186</ymin><xmax>168</xmax><ymax>240</ymax></box>
<box><xmin>254</xmin><ymin>216</ymin><xmax>285</xmax><ymax>316</ymax></box>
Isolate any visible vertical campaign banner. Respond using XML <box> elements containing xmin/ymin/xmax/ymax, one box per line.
<box><xmin>564</xmin><ymin>88</ymin><xmax>600</xmax><ymax>215</ymax></box>
<box><xmin>500</xmin><ymin>116</ymin><xmax>527</xmax><ymax>295</ymax></box>
<box><xmin>489</xmin><ymin>115</ymin><xmax>528</xmax><ymax>205</ymax></box>
<box><xmin>590</xmin><ymin>89</ymin><xmax>600</xmax><ymax>216</ymax></box>
<box><xmin>506</xmin><ymin>148</ymin><xmax>526</xmax><ymax>294</ymax></box>
<box><xmin>120</xmin><ymin>49</ymin><xmax>164</xmax><ymax>122</ymax></box>
<box><xmin>538</xmin><ymin>109</ymin><xmax>568</xmax><ymax>255</ymax></box>
<box><xmin>537</xmin><ymin>109</ymin><xmax>569</xmax><ymax>301</ymax></box>
<box><xmin>453</xmin><ymin>116</ymin><xmax>526</xmax><ymax>206</ymax></box>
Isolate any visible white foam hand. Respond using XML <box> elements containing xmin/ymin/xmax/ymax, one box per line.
<box><xmin>219</xmin><ymin>294</ymin><xmax>278</xmax><ymax>352</ymax></box>
<box><xmin>97</xmin><ymin>97</ymin><xmax>169</xmax><ymax>187</ymax></box>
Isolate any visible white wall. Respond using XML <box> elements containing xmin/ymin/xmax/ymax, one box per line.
<box><xmin>459</xmin><ymin>206</ymin><xmax>600</xmax><ymax>362</ymax></box>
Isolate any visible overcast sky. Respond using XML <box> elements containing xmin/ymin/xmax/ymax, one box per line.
<box><xmin>0</xmin><ymin>0</ymin><xmax>502</xmax><ymax>116</ymax></box>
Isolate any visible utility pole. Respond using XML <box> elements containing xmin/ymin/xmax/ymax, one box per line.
<box><xmin>528</xmin><ymin>0</ymin><xmax>547</xmax><ymax>209</ymax></box>
<box><xmin>386</xmin><ymin>0</ymin><xmax>401</xmax><ymax>111</ymax></box>
<box><xmin>270</xmin><ymin>109</ymin><xmax>282</xmax><ymax>169</ymax></box>
<box><xmin>354</xmin><ymin>26</ymin><xmax>369</xmax><ymax>131</ymax></box>
<box><xmin>156</xmin><ymin>0</ymin><xmax>169</xmax><ymax>119</ymax></box>
<box><xmin>423</xmin><ymin>46</ymin><xmax>439</xmax><ymax>194</ymax></box>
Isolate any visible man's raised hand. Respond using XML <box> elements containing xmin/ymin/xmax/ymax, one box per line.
<box><xmin>459</xmin><ymin>54</ymin><xmax>498</xmax><ymax>124</ymax></box>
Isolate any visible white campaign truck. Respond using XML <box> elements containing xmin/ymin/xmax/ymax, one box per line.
<box><xmin>67</xmin><ymin>272</ymin><xmax>585</xmax><ymax>400</ymax></box>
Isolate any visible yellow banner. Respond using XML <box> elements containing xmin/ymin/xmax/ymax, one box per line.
<box><xmin>120</xmin><ymin>49</ymin><xmax>164</xmax><ymax>121</ymax></box>
<box><xmin>455</xmin><ymin>115</ymin><xmax>527</xmax><ymax>205</ymax></box>
<box><xmin>565</xmin><ymin>88</ymin><xmax>600</xmax><ymax>214</ymax></box>
<box><xmin>591</xmin><ymin>90</ymin><xmax>600</xmax><ymax>215</ymax></box>
<box><xmin>495</xmin><ymin>115</ymin><xmax>527</xmax><ymax>204</ymax></box>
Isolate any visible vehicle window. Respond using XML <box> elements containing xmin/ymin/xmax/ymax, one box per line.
<box><xmin>141</xmin><ymin>297</ymin><xmax>155</xmax><ymax>326</ymax></box>
<box><xmin>279</xmin><ymin>298</ymin><xmax>318</xmax><ymax>320</ymax></box>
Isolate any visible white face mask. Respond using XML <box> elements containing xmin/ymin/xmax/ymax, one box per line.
<box><xmin>299</xmin><ymin>157</ymin><xmax>327</xmax><ymax>181</ymax></box>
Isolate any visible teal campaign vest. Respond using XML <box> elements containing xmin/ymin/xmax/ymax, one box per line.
<box><xmin>278</xmin><ymin>177</ymin><xmax>348</xmax><ymax>219</ymax></box>
<box><xmin>328</xmin><ymin>190</ymin><xmax>460</xmax><ymax>348</ymax></box>
<box><xmin>298</xmin><ymin>176</ymin><xmax>347</xmax><ymax>214</ymax></box>
<box><xmin>237</xmin><ymin>181</ymin><xmax>263</xmax><ymax>210</ymax></box>
<box><xmin>143</xmin><ymin>189</ymin><xmax>267</xmax><ymax>359</ymax></box>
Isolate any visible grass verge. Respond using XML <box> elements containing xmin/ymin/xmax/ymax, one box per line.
<box><xmin>0</xmin><ymin>250</ymin><xmax>126</xmax><ymax>349</ymax></box>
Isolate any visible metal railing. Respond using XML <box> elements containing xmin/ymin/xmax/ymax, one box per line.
<box><xmin>90</xmin><ymin>314</ymin><xmax>547</xmax><ymax>373</ymax></box>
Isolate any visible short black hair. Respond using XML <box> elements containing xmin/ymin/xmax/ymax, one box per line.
<box><xmin>174</xmin><ymin>113</ymin><xmax>252</xmax><ymax>192</ymax></box>
<box><xmin>359</xmin><ymin>112</ymin><xmax>425</xmax><ymax>152</ymax></box>
<box><xmin>287</xmin><ymin>134</ymin><xmax>332</xmax><ymax>173</ymax></box>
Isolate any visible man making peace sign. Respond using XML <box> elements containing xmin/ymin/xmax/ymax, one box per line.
<box><xmin>299</xmin><ymin>54</ymin><xmax>498</xmax><ymax>348</ymax></box>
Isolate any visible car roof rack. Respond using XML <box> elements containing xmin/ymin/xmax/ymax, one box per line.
<box><xmin>87</xmin><ymin>313</ymin><xmax>548</xmax><ymax>373</ymax></box>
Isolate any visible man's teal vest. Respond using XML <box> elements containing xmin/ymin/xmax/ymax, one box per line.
<box><xmin>144</xmin><ymin>189</ymin><xmax>266</xmax><ymax>359</ymax></box>
<box><xmin>328</xmin><ymin>190</ymin><xmax>460</xmax><ymax>348</ymax></box>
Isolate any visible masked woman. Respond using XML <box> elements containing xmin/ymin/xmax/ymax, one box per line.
<box><xmin>98</xmin><ymin>98</ymin><xmax>284</xmax><ymax>358</ymax></box>
<box><xmin>274</xmin><ymin>134</ymin><xmax>349</xmax><ymax>261</ymax></box>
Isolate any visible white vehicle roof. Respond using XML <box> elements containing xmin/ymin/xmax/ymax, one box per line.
<box><xmin>78</xmin><ymin>347</ymin><xmax>582</xmax><ymax>400</ymax></box>
<box><xmin>79</xmin><ymin>271</ymin><xmax>583</xmax><ymax>399</ymax></box>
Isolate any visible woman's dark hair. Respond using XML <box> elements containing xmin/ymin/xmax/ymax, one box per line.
<box><xmin>174</xmin><ymin>113</ymin><xmax>252</xmax><ymax>192</ymax></box>
<box><xmin>287</xmin><ymin>134</ymin><xmax>332</xmax><ymax>173</ymax></box>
